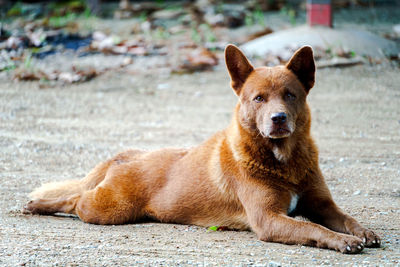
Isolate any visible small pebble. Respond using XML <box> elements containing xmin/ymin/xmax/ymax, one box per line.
<box><xmin>268</xmin><ymin>261</ymin><xmax>282</xmax><ymax>267</ymax></box>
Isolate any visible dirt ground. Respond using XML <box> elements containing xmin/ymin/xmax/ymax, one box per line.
<box><xmin>0</xmin><ymin>59</ymin><xmax>399</xmax><ymax>266</ymax></box>
<box><xmin>0</xmin><ymin>4</ymin><xmax>399</xmax><ymax>266</ymax></box>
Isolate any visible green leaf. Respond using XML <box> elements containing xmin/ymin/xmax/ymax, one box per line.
<box><xmin>7</xmin><ymin>2</ymin><xmax>23</xmax><ymax>16</ymax></box>
<box><xmin>208</xmin><ymin>226</ymin><xmax>218</xmax><ymax>232</ymax></box>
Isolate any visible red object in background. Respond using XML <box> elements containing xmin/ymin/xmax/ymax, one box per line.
<box><xmin>307</xmin><ymin>0</ymin><xmax>332</xmax><ymax>27</ymax></box>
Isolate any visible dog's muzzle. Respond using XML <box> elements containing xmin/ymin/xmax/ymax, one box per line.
<box><xmin>268</xmin><ymin>112</ymin><xmax>292</xmax><ymax>139</ymax></box>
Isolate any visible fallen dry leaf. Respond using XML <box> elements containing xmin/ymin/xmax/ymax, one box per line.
<box><xmin>6</xmin><ymin>36</ymin><xmax>23</xmax><ymax>49</ymax></box>
<box><xmin>245</xmin><ymin>27</ymin><xmax>273</xmax><ymax>42</ymax></box>
<box><xmin>89</xmin><ymin>32</ymin><xmax>156</xmax><ymax>56</ymax></box>
<box><xmin>13</xmin><ymin>69</ymin><xmax>43</xmax><ymax>81</ymax></box>
<box><xmin>316</xmin><ymin>57</ymin><xmax>364</xmax><ymax>69</ymax></box>
<box><xmin>13</xmin><ymin>57</ymin><xmax>133</xmax><ymax>85</ymax></box>
<box><xmin>174</xmin><ymin>48</ymin><xmax>218</xmax><ymax>74</ymax></box>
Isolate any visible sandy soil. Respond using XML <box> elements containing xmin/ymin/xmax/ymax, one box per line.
<box><xmin>0</xmin><ymin>4</ymin><xmax>399</xmax><ymax>265</ymax></box>
<box><xmin>0</xmin><ymin>60</ymin><xmax>399</xmax><ymax>266</ymax></box>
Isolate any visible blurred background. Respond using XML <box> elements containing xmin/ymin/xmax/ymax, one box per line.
<box><xmin>0</xmin><ymin>0</ymin><xmax>399</xmax><ymax>82</ymax></box>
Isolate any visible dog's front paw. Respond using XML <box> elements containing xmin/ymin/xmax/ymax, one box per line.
<box><xmin>355</xmin><ymin>228</ymin><xmax>381</xmax><ymax>248</ymax></box>
<box><xmin>336</xmin><ymin>234</ymin><xmax>364</xmax><ymax>254</ymax></box>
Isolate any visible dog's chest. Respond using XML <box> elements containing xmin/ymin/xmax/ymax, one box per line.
<box><xmin>287</xmin><ymin>193</ymin><xmax>299</xmax><ymax>215</ymax></box>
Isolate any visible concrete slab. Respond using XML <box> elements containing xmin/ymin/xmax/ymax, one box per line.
<box><xmin>241</xmin><ymin>25</ymin><xmax>399</xmax><ymax>59</ymax></box>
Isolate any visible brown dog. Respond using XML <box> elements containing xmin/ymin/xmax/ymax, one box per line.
<box><xmin>23</xmin><ymin>45</ymin><xmax>381</xmax><ymax>253</ymax></box>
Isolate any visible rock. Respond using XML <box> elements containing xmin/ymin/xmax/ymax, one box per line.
<box><xmin>204</xmin><ymin>13</ymin><xmax>225</xmax><ymax>27</ymax></box>
<box><xmin>58</xmin><ymin>72</ymin><xmax>81</xmax><ymax>83</ymax></box>
<box><xmin>6</xmin><ymin>36</ymin><xmax>23</xmax><ymax>49</ymax></box>
<box><xmin>241</xmin><ymin>25</ymin><xmax>400</xmax><ymax>60</ymax></box>
<box><xmin>157</xmin><ymin>83</ymin><xmax>170</xmax><ymax>90</ymax></box>
<box><xmin>152</xmin><ymin>9</ymin><xmax>184</xmax><ymax>20</ymax></box>
<box><xmin>268</xmin><ymin>261</ymin><xmax>282</xmax><ymax>267</ymax></box>
<box><xmin>393</xmin><ymin>24</ymin><xmax>400</xmax><ymax>36</ymax></box>
<box><xmin>201</xmin><ymin>4</ymin><xmax>247</xmax><ymax>28</ymax></box>
<box><xmin>119</xmin><ymin>0</ymin><xmax>131</xmax><ymax>10</ymax></box>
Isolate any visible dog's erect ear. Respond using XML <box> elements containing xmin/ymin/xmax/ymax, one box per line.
<box><xmin>225</xmin><ymin>44</ymin><xmax>254</xmax><ymax>94</ymax></box>
<box><xmin>286</xmin><ymin>46</ymin><xmax>315</xmax><ymax>93</ymax></box>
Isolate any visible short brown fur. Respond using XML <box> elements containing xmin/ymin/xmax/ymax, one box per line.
<box><xmin>24</xmin><ymin>45</ymin><xmax>380</xmax><ymax>253</ymax></box>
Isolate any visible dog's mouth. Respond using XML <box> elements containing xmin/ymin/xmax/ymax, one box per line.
<box><xmin>268</xmin><ymin>127</ymin><xmax>292</xmax><ymax>139</ymax></box>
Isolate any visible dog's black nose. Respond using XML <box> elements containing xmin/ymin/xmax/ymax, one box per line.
<box><xmin>271</xmin><ymin>112</ymin><xmax>287</xmax><ymax>124</ymax></box>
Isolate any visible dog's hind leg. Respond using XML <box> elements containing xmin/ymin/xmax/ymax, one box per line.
<box><xmin>73</xmin><ymin>186</ymin><xmax>141</xmax><ymax>225</ymax></box>
<box><xmin>28</xmin><ymin>149</ymin><xmax>144</xmax><ymax>200</ymax></box>
<box><xmin>28</xmin><ymin>160</ymin><xmax>111</xmax><ymax>200</ymax></box>
<box><xmin>24</xmin><ymin>150</ymin><xmax>148</xmax><ymax>224</ymax></box>
<box><xmin>23</xmin><ymin>194</ymin><xmax>81</xmax><ymax>216</ymax></box>
<box><xmin>23</xmin><ymin>160</ymin><xmax>111</xmax><ymax>217</ymax></box>
<box><xmin>24</xmin><ymin>186</ymin><xmax>140</xmax><ymax>225</ymax></box>
<box><xmin>24</xmin><ymin>163</ymin><xmax>147</xmax><ymax>225</ymax></box>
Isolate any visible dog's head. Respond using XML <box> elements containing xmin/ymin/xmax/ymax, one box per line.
<box><xmin>225</xmin><ymin>45</ymin><xmax>315</xmax><ymax>140</ymax></box>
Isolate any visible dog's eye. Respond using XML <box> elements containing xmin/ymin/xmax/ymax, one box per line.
<box><xmin>285</xmin><ymin>92</ymin><xmax>296</xmax><ymax>101</ymax></box>
<box><xmin>254</xmin><ymin>96</ymin><xmax>264</xmax><ymax>103</ymax></box>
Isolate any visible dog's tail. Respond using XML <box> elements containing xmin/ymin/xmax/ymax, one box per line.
<box><xmin>29</xmin><ymin>161</ymin><xmax>111</xmax><ymax>199</ymax></box>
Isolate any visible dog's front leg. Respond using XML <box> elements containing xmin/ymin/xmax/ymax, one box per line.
<box><xmin>298</xmin><ymin>172</ymin><xmax>381</xmax><ymax>248</ymax></box>
<box><xmin>237</xmin><ymin>182</ymin><xmax>365</xmax><ymax>253</ymax></box>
